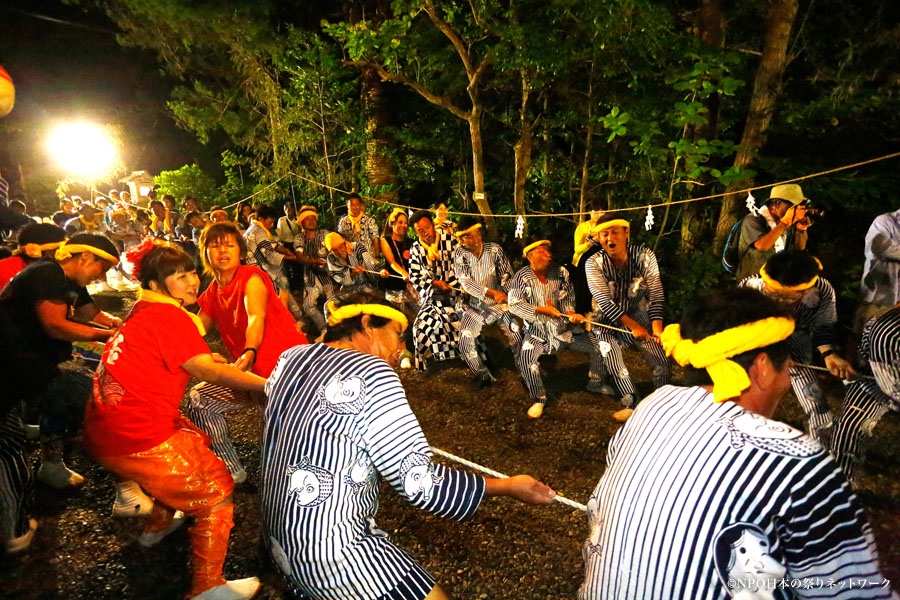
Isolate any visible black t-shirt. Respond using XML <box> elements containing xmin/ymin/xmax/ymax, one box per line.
<box><xmin>0</xmin><ymin>260</ymin><xmax>93</xmax><ymax>364</ymax></box>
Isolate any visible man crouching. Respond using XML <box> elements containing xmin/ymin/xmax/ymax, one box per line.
<box><xmin>578</xmin><ymin>287</ymin><xmax>895</xmax><ymax>600</ymax></box>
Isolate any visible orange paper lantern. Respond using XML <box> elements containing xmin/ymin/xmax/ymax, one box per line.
<box><xmin>0</xmin><ymin>65</ymin><xmax>15</xmax><ymax>117</ymax></box>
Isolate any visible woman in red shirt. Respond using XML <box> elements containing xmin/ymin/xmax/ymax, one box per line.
<box><xmin>186</xmin><ymin>222</ymin><xmax>307</xmax><ymax>484</ymax></box>
<box><xmin>84</xmin><ymin>240</ymin><xmax>266</xmax><ymax>600</ymax></box>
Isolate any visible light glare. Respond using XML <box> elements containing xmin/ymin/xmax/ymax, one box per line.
<box><xmin>48</xmin><ymin>122</ymin><xmax>117</xmax><ymax>179</ymax></box>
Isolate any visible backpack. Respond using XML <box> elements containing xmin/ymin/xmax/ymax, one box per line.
<box><xmin>721</xmin><ymin>220</ymin><xmax>743</xmax><ymax>275</ymax></box>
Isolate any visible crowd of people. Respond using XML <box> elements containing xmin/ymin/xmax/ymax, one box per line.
<box><xmin>0</xmin><ymin>179</ymin><xmax>897</xmax><ymax>600</ymax></box>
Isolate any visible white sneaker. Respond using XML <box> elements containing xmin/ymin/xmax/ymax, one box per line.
<box><xmin>232</xmin><ymin>468</ymin><xmax>247</xmax><ymax>485</ymax></box>
<box><xmin>138</xmin><ymin>511</ymin><xmax>186</xmax><ymax>548</ymax></box>
<box><xmin>190</xmin><ymin>578</ymin><xmax>261</xmax><ymax>600</ymax></box>
<box><xmin>37</xmin><ymin>460</ymin><xmax>85</xmax><ymax>489</ymax></box>
<box><xmin>5</xmin><ymin>518</ymin><xmax>37</xmax><ymax>555</ymax></box>
<box><xmin>112</xmin><ymin>488</ymin><xmax>155</xmax><ymax>518</ymax></box>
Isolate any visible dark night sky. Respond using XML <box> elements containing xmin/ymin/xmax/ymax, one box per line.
<box><xmin>0</xmin><ymin>0</ymin><xmax>215</xmax><ymax>206</ymax></box>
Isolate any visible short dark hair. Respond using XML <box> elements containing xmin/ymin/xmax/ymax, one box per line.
<box><xmin>162</xmin><ymin>194</ymin><xmax>176</xmax><ymax>205</ymax></box>
<box><xmin>322</xmin><ymin>291</ymin><xmax>395</xmax><ymax>343</ymax></box>
<box><xmin>409</xmin><ymin>210</ymin><xmax>433</xmax><ymax>228</ymax></box>
<box><xmin>184</xmin><ymin>210</ymin><xmax>202</xmax><ymax>225</ymax></box>
<box><xmin>762</xmin><ymin>251</ymin><xmax>822</xmax><ymax>286</ymax></box>
<box><xmin>135</xmin><ymin>243</ymin><xmax>196</xmax><ymax>291</ymax></box>
<box><xmin>67</xmin><ymin>233</ymin><xmax>120</xmax><ymax>262</ymax></box>
<box><xmin>346</xmin><ymin>193</ymin><xmax>364</xmax><ymax>205</ymax></box>
<box><xmin>198</xmin><ymin>222</ymin><xmax>247</xmax><ymax>273</ymax></box>
<box><xmin>256</xmin><ymin>204</ymin><xmax>280</xmax><ymax>221</ymax></box>
<box><xmin>679</xmin><ymin>288</ymin><xmax>791</xmax><ymax>384</ymax></box>
<box><xmin>149</xmin><ymin>200</ymin><xmax>165</xmax><ymax>210</ymax></box>
<box><xmin>19</xmin><ymin>223</ymin><xmax>66</xmax><ymax>247</ymax></box>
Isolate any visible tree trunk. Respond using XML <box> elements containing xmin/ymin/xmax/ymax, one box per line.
<box><xmin>468</xmin><ymin>107</ymin><xmax>496</xmax><ymax>234</ymax></box>
<box><xmin>513</xmin><ymin>74</ymin><xmax>533</xmax><ymax>225</ymax></box>
<box><xmin>681</xmin><ymin>0</ymin><xmax>725</xmax><ymax>254</ymax></box>
<box><xmin>713</xmin><ymin>0</ymin><xmax>799</xmax><ymax>252</ymax></box>
<box><xmin>362</xmin><ymin>68</ymin><xmax>399</xmax><ymax>205</ymax></box>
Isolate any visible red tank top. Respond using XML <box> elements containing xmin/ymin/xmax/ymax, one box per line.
<box><xmin>197</xmin><ymin>265</ymin><xmax>307</xmax><ymax>377</ymax></box>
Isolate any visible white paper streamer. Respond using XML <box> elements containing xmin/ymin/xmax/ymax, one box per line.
<box><xmin>644</xmin><ymin>206</ymin><xmax>654</xmax><ymax>231</ymax></box>
<box><xmin>515</xmin><ymin>214</ymin><xmax>525</xmax><ymax>239</ymax></box>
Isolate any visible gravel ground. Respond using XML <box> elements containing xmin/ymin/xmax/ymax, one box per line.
<box><xmin>2</xmin><ymin>290</ymin><xmax>898</xmax><ymax>598</ymax></box>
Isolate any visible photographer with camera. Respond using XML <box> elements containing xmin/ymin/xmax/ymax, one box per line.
<box><xmin>734</xmin><ymin>184</ymin><xmax>818</xmax><ymax>281</ymax></box>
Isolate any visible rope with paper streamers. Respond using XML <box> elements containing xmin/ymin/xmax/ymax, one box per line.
<box><xmin>430</xmin><ymin>447</ymin><xmax>587</xmax><ymax>512</ymax></box>
<box><xmin>289</xmin><ymin>151</ymin><xmax>900</xmax><ymax>219</ymax></box>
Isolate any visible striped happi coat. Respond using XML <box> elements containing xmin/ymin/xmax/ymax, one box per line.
<box><xmin>579</xmin><ymin>384</ymin><xmax>892</xmax><ymax>600</ymax></box>
<box><xmin>261</xmin><ymin>344</ymin><xmax>485</xmax><ymax>599</ymax></box>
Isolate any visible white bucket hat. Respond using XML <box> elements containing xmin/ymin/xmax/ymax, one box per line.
<box><xmin>768</xmin><ymin>184</ymin><xmax>807</xmax><ymax>205</ymax></box>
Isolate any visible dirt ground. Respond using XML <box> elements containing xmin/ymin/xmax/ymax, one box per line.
<box><xmin>2</xmin><ymin>290</ymin><xmax>898</xmax><ymax>599</ymax></box>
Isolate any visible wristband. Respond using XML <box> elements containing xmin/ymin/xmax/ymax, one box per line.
<box><xmin>820</xmin><ymin>348</ymin><xmax>834</xmax><ymax>359</ymax></box>
<box><xmin>242</xmin><ymin>347</ymin><xmax>258</xmax><ymax>363</ymax></box>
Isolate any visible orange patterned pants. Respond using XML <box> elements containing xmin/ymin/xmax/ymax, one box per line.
<box><xmin>94</xmin><ymin>421</ymin><xmax>236</xmax><ymax>597</ymax></box>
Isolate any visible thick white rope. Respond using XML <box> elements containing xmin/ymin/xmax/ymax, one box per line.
<box><xmin>431</xmin><ymin>447</ymin><xmax>587</xmax><ymax>512</ymax></box>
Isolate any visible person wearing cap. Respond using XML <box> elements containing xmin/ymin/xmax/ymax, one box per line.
<box><xmin>740</xmin><ymin>250</ymin><xmax>857</xmax><ymax>442</ymax></box>
<box><xmin>325</xmin><ymin>230</ymin><xmax>383</xmax><ymax>295</ymax></box>
<box><xmin>0</xmin><ymin>234</ymin><xmax>121</xmax><ymax>553</ymax></box>
<box><xmin>735</xmin><ymin>183</ymin><xmax>812</xmax><ymax>282</ymax></box>
<box><xmin>408</xmin><ymin>210</ymin><xmax>468</xmax><ymax>372</ymax></box>
<box><xmin>337</xmin><ymin>193</ymin><xmax>380</xmax><ymax>257</ymax></box>
<box><xmin>585</xmin><ymin>215</ymin><xmax>669</xmax><ymax>418</ymax></box>
<box><xmin>830</xmin><ymin>307</ymin><xmax>900</xmax><ymax>485</ymax></box>
<box><xmin>260</xmin><ymin>291</ymin><xmax>556</xmax><ymax>600</ymax></box>
<box><xmin>579</xmin><ymin>287</ymin><xmax>894</xmax><ymax>600</ymax></box>
<box><xmin>453</xmin><ymin>217</ymin><xmax>523</xmax><ymax>385</ymax></box>
<box><xmin>509</xmin><ymin>240</ymin><xmax>610</xmax><ymax>419</ymax></box>
<box><xmin>292</xmin><ymin>205</ymin><xmax>333</xmax><ymax>333</ymax></box>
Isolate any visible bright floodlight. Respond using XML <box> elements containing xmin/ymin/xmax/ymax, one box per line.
<box><xmin>48</xmin><ymin>122</ymin><xmax>117</xmax><ymax>179</ymax></box>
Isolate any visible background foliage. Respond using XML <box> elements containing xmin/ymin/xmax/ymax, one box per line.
<box><xmin>81</xmin><ymin>0</ymin><xmax>899</xmax><ymax>320</ymax></box>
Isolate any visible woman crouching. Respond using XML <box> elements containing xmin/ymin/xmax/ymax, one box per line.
<box><xmin>83</xmin><ymin>239</ymin><xmax>265</xmax><ymax>600</ymax></box>
<box><xmin>260</xmin><ymin>292</ymin><xmax>556</xmax><ymax>600</ymax></box>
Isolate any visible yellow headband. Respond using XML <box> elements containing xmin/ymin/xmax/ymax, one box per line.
<box><xmin>387</xmin><ymin>207</ymin><xmax>406</xmax><ymax>226</ymax></box>
<box><xmin>522</xmin><ymin>239</ymin><xmax>551</xmax><ymax>258</ymax></box>
<box><xmin>324</xmin><ymin>231</ymin><xmax>350</xmax><ymax>252</ymax></box>
<box><xmin>326</xmin><ymin>301</ymin><xmax>409</xmax><ymax>331</ymax></box>
<box><xmin>296</xmin><ymin>208</ymin><xmax>317</xmax><ymax>224</ymax></box>
<box><xmin>592</xmin><ymin>219</ymin><xmax>630</xmax><ymax>233</ymax></box>
<box><xmin>660</xmin><ymin>317</ymin><xmax>795</xmax><ymax>403</ymax></box>
<box><xmin>15</xmin><ymin>241</ymin><xmax>64</xmax><ymax>259</ymax></box>
<box><xmin>210</xmin><ymin>209</ymin><xmax>228</xmax><ymax>220</ymax></box>
<box><xmin>455</xmin><ymin>223</ymin><xmax>482</xmax><ymax>238</ymax></box>
<box><xmin>55</xmin><ymin>243</ymin><xmax>119</xmax><ymax>265</ymax></box>
<box><xmin>759</xmin><ymin>258</ymin><xmax>823</xmax><ymax>293</ymax></box>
